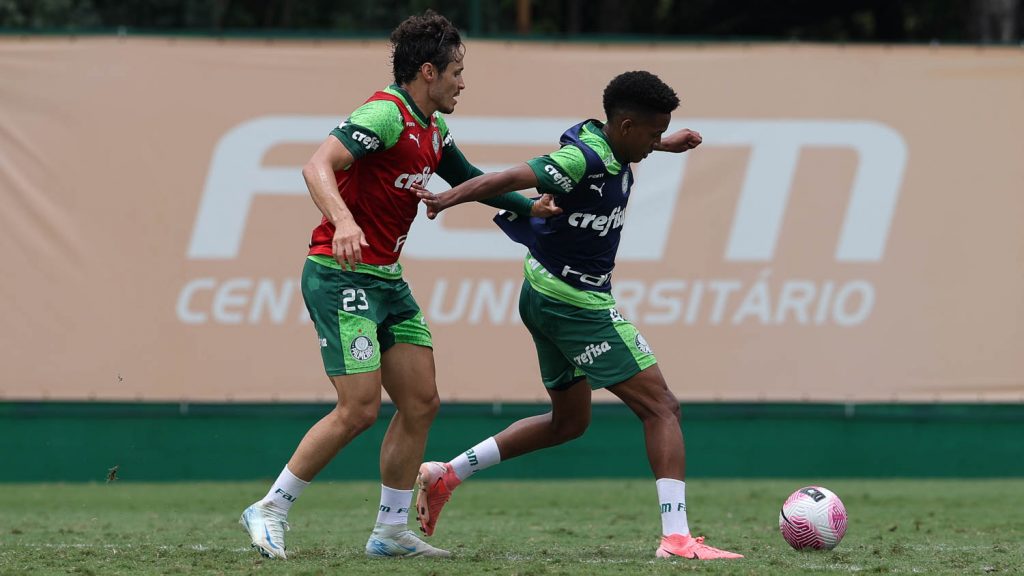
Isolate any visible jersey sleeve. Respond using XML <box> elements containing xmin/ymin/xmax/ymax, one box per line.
<box><xmin>526</xmin><ymin>145</ymin><xmax>587</xmax><ymax>195</ymax></box>
<box><xmin>433</xmin><ymin>116</ymin><xmax>534</xmax><ymax>218</ymax></box>
<box><xmin>329</xmin><ymin>99</ymin><xmax>404</xmax><ymax>160</ymax></box>
<box><xmin>434</xmin><ymin>115</ymin><xmax>483</xmax><ymax>186</ymax></box>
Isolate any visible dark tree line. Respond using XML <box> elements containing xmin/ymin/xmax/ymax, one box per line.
<box><xmin>0</xmin><ymin>0</ymin><xmax>1019</xmax><ymax>43</ymax></box>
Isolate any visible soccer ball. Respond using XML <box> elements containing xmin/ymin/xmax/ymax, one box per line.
<box><xmin>778</xmin><ymin>486</ymin><xmax>847</xmax><ymax>550</ymax></box>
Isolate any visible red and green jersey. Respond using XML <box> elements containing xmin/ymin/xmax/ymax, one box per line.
<box><xmin>309</xmin><ymin>86</ymin><xmax>443</xmax><ymax>266</ymax></box>
<box><xmin>308</xmin><ymin>85</ymin><xmax>533</xmax><ymax>273</ymax></box>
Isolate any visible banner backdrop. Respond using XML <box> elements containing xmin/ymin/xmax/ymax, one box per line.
<box><xmin>1</xmin><ymin>38</ymin><xmax>1022</xmax><ymax>402</ymax></box>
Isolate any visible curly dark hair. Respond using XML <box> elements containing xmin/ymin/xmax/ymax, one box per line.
<box><xmin>390</xmin><ymin>10</ymin><xmax>465</xmax><ymax>85</ymax></box>
<box><xmin>602</xmin><ymin>71</ymin><xmax>680</xmax><ymax>120</ymax></box>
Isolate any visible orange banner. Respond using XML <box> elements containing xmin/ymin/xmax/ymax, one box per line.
<box><xmin>1</xmin><ymin>37</ymin><xmax>1022</xmax><ymax>402</ymax></box>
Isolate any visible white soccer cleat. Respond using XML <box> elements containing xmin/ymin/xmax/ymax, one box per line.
<box><xmin>365</xmin><ymin>522</ymin><xmax>451</xmax><ymax>558</ymax></box>
<box><xmin>239</xmin><ymin>502</ymin><xmax>290</xmax><ymax>559</ymax></box>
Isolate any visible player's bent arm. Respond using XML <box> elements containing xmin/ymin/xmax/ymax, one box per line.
<box><xmin>438</xmin><ymin>163</ymin><xmax>539</xmax><ymax>212</ymax></box>
<box><xmin>302</xmin><ymin>136</ymin><xmax>357</xmax><ymax>226</ymax></box>
<box><xmin>654</xmin><ymin>128</ymin><xmax>702</xmax><ymax>153</ymax></box>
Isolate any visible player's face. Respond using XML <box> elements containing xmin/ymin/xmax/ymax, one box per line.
<box><xmin>430</xmin><ymin>56</ymin><xmax>465</xmax><ymax>115</ymax></box>
<box><xmin>623</xmin><ymin>112</ymin><xmax>671</xmax><ymax>163</ymax></box>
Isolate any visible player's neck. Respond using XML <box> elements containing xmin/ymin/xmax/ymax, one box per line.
<box><xmin>399</xmin><ymin>81</ymin><xmax>438</xmax><ymax>120</ymax></box>
<box><xmin>601</xmin><ymin>122</ymin><xmax>629</xmax><ymax>165</ymax></box>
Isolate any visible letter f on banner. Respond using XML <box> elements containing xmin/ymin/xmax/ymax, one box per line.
<box><xmin>188</xmin><ymin>116</ymin><xmax>330</xmax><ymax>259</ymax></box>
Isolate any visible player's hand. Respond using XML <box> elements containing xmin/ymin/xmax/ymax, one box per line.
<box><xmin>412</xmin><ymin>183</ymin><xmax>448</xmax><ymax>220</ymax></box>
<box><xmin>530</xmin><ymin>194</ymin><xmax>562</xmax><ymax>218</ymax></box>
<box><xmin>656</xmin><ymin>129</ymin><xmax>702</xmax><ymax>153</ymax></box>
<box><xmin>332</xmin><ymin>217</ymin><xmax>368</xmax><ymax>271</ymax></box>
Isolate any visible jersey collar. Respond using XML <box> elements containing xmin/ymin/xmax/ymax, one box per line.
<box><xmin>583</xmin><ymin>120</ymin><xmax>624</xmax><ymax>172</ymax></box>
<box><xmin>386</xmin><ymin>84</ymin><xmax>431</xmax><ymax>128</ymax></box>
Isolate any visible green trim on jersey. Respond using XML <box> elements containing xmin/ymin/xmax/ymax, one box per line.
<box><xmin>385</xmin><ymin>84</ymin><xmax>430</xmax><ymax>128</ymax></box>
<box><xmin>434</xmin><ymin>113</ymin><xmax>450</xmax><ymax>140</ymax></box>
<box><xmin>527</xmin><ymin>149</ymin><xmax>584</xmax><ymax>195</ymax></box>
<box><xmin>308</xmin><ymin>255</ymin><xmax>403</xmax><ymax>280</ymax></box>
<box><xmin>334</xmin><ymin>99</ymin><xmax>404</xmax><ymax>157</ymax></box>
<box><xmin>329</xmin><ymin>84</ymin><xmax>435</xmax><ymax>159</ymax></box>
<box><xmin>522</xmin><ymin>254</ymin><xmax>614</xmax><ymax>310</ymax></box>
<box><xmin>580</xmin><ymin>121</ymin><xmax>623</xmax><ymax>174</ymax></box>
<box><xmin>526</xmin><ymin>121</ymin><xmax>622</xmax><ymax>196</ymax></box>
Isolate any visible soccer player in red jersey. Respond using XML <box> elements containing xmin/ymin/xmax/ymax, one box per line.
<box><xmin>239</xmin><ymin>11</ymin><xmax>557</xmax><ymax>559</ymax></box>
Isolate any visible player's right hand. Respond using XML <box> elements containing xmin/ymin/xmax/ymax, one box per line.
<box><xmin>530</xmin><ymin>194</ymin><xmax>562</xmax><ymax>218</ymax></box>
<box><xmin>412</xmin><ymin>183</ymin><xmax>447</xmax><ymax>220</ymax></box>
<box><xmin>332</xmin><ymin>218</ymin><xmax>368</xmax><ymax>271</ymax></box>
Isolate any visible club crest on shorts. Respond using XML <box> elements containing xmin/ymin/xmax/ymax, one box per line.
<box><xmin>634</xmin><ymin>333</ymin><xmax>652</xmax><ymax>355</ymax></box>
<box><xmin>350</xmin><ymin>335</ymin><xmax>374</xmax><ymax>361</ymax></box>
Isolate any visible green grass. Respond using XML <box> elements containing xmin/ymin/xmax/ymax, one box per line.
<box><xmin>1</xmin><ymin>479</ymin><xmax>1022</xmax><ymax>575</ymax></box>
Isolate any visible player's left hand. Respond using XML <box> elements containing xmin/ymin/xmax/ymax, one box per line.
<box><xmin>656</xmin><ymin>129</ymin><xmax>702</xmax><ymax>153</ymax></box>
<box><xmin>530</xmin><ymin>194</ymin><xmax>562</xmax><ymax>218</ymax></box>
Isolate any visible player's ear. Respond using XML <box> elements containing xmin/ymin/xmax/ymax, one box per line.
<box><xmin>619</xmin><ymin>117</ymin><xmax>634</xmax><ymax>136</ymax></box>
<box><xmin>420</xmin><ymin>61</ymin><xmax>435</xmax><ymax>81</ymax></box>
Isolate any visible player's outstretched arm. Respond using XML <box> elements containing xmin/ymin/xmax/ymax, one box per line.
<box><xmin>416</xmin><ymin>163</ymin><xmax>539</xmax><ymax>220</ymax></box>
<box><xmin>654</xmin><ymin>128</ymin><xmax>702</xmax><ymax>153</ymax></box>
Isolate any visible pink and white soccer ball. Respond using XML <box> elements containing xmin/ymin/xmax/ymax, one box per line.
<box><xmin>779</xmin><ymin>486</ymin><xmax>848</xmax><ymax>550</ymax></box>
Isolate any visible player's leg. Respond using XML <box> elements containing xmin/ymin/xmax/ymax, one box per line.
<box><xmin>416</xmin><ymin>280</ymin><xmax>593</xmax><ymax>536</ymax></box>
<box><xmin>492</xmin><ymin>278</ymin><xmax>594</xmax><ymax>459</ymax></box>
<box><xmin>241</xmin><ymin>257</ymin><xmax>388</xmax><ymax>559</ymax></box>
<box><xmin>493</xmin><ymin>377</ymin><xmax>592</xmax><ymax>459</ymax></box>
<box><xmin>364</xmin><ymin>284</ymin><xmax>448</xmax><ymax>557</ymax></box>
<box><xmin>379</xmin><ymin>343</ymin><xmax>439</xmax><ymax>491</ymax></box>
<box><xmin>240</xmin><ymin>370</ymin><xmax>383</xmax><ymax>558</ymax></box>
<box><xmin>415</xmin><ymin>378</ymin><xmax>591</xmax><ymax>536</ymax></box>
<box><xmin>606</xmin><ymin>365</ymin><xmax>682</xmax><ymax>478</ymax></box>
<box><xmin>608</xmin><ymin>366</ymin><xmax>742</xmax><ymax>559</ymax></box>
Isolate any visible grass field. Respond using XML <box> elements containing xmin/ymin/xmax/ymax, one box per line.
<box><xmin>1</xmin><ymin>479</ymin><xmax>1022</xmax><ymax>575</ymax></box>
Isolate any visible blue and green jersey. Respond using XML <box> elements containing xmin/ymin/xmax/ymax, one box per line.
<box><xmin>495</xmin><ymin>120</ymin><xmax>633</xmax><ymax>306</ymax></box>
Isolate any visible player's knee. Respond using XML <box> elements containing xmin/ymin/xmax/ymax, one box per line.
<box><xmin>652</xmin><ymin>394</ymin><xmax>681</xmax><ymax>424</ymax></box>
<box><xmin>401</xmin><ymin>390</ymin><xmax>441</xmax><ymax>424</ymax></box>
<box><xmin>552</xmin><ymin>414</ymin><xmax>590</xmax><ymax>443</ymax></box>
<box><xmin>338</xmin><ymin>404</ymin><xmax>379</xmax><ymax>434</ymax></box>
<box><xmin>418</xmin><ymin>391</ymin><xmax>441</xmax><ymax>421</ymax></box>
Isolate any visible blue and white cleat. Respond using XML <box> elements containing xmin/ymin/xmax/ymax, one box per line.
<box><xmin>240</xmin><ymin>502</ymin><xmax>290</xmax><ymax>559</ymax></box>
<box><xmin>365</xmin><ymin>522</ymin><xmax>451</xmax><ymax>558</ymax></box>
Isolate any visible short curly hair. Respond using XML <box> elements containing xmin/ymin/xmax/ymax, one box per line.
<box><xmin>602</xmin><ymin>71</ymin><xmax>680</xmax><ymax>120</ymax></box>
<box><xmin>390</xmin><ymin>10</ymin><xmax>465</xmax><ymax>85</ymax></box>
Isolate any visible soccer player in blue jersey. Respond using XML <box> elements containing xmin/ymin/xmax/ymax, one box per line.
<box><xmin>414</xmin><ymin>71</ymin><xmax>743</xmax><ymax>560</ymax></box>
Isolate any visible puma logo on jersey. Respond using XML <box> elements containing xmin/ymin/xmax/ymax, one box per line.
<box><xmin>589</xmin><ymin>183</ymin><xmax>605</xmax><ymax>197</ymax></box>
<box><xmin>409</xmin><ymin>133</ymin><xmax>420</xmax><ymax>145</ymax></box>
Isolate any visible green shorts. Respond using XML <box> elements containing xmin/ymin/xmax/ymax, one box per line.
<box><xmin>518</xmin><ymin>280</ymin><xmax>657</xmax><ymax>390</ymax></box>
<box><xmin>301</xmin><ymin>257</ymin><xmax>432</xmax><ymax>376</ymax></box>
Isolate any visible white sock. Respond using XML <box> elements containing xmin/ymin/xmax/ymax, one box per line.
<box><xmin>375</xmin><ymin>484</ymin><xmax>413</xmax><ymax>526</ymax></box>
<box><xmin>656</xmin><ymin>478</ymin><xmax>689</xmax><ymax>536</ymax></box>
<box><xmin>450</xmin><ymin>437</ymin><xmax>501</xmax><ymax>481</ymax></box>
<box><xmin>260</xmin><ymin>465</ymin><xmax>309</xmax><ymax>514</ymax></box>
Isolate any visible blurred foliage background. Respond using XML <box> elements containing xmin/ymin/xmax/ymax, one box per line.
<box><xmin>0</xmin><ymin>0</ymin><xmax>1020</xmax><ymax>43</ymax></box>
